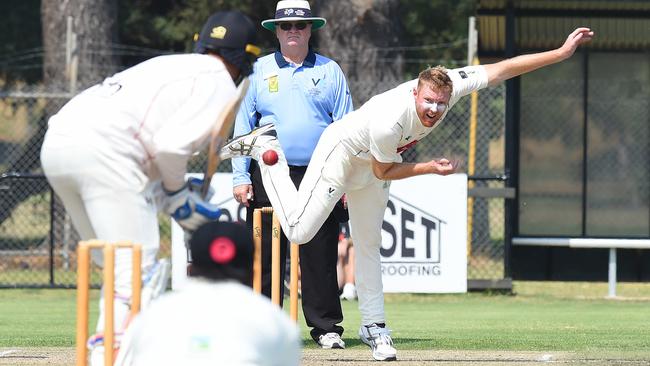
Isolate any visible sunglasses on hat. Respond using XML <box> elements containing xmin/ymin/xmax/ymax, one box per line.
<box><xmin>278</xmin><ymin>22</ymin><xmax>310</xmax><ymax>31</ymax></box>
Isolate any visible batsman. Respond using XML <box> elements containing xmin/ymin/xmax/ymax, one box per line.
<box><xmin>40</xmin><ymin>11</ymin><xmax>260</xmax><ymax>364</ymax></box>
<box><xmin>220</xmin><ymin>27</ymin><xmax>594</xmax><ymax>361</ymax></box>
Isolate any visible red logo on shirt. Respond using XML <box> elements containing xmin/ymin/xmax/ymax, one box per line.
<box><xmin>397</xmin><ymin>140</ymin><xmax>418</xmax><ymax>154</ymax></box>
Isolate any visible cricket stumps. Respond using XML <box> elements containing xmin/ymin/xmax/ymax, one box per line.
<box><xmin>76</xmin><ymin>241</ymin><xmax>142</xmax><ymax>366</ymax></box>
<box><xmin>253</xmin><ymin>207</ymin><xmax>300</xmax><ymax>322</ymax></box>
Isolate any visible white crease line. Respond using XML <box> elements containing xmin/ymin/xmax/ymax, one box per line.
<box><xmin>0</xmin><ymin>350</ymin><xmax>18</xmax><ymax>357</ymax></box>
<box><xmin>538</xmin><ymin>354</ymin><xmax>554</xmax><ymax>362</ymax></box>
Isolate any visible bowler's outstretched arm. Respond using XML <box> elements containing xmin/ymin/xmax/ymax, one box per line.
<box><xmin>484</xmin><ymin>27</ymin><xmax>594</xmax><ymax>86</ymax></box>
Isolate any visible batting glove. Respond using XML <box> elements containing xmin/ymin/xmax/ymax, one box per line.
<box><xmin>162</xmin><ymin>179</ymin><xmax>221</xmax><ymax>232</ymax></box>
<box><xmin>187</xmin><ymin>176</ymin><xmax>215</xmax><ymax>201</ymax></box>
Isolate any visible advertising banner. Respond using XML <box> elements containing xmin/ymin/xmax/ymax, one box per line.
<box><xmin>172</xmin><ymin>173</ymin><xmax>467</xmax><ymax>293</ymax></box>
<box><xmin>380</xmin><ymin>174</ymin><xmax>467</xmax><ymax>293</ymax></box>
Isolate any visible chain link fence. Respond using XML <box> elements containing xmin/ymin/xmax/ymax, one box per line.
<box><xmin>518</xmin><ymin>54</ymin><xmax>649</xmax><ymax>238</ymax></box>
<box><xmin>467</xmin><ymin>86</ymin><xmax>507</xmax><ymax>282</ymax></box>
<box><xmin>0</xmin><ymin>68</ymin><xmax>507</xmax><ymax>288</ymax></box>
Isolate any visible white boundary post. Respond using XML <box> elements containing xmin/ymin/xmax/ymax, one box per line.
<box><xmin>513</xmin><ymin>237</ymin><xmax>650</xmax><ymax>298</ymax></box>
<box><xmin>608</xmin><ymin>248</ymin><xmax>617</xmax><ymax>298</ymax></box>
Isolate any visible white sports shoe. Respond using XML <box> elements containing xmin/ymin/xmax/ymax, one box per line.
<box><xmin>220</xmin><ymin>123</ymin><xmax>280</xmax><ymax>161</ymax></box>
<box><xmin>317</xmin><ymin>332</ymin><xmax>345</xmax><ymax>349</ymax></box>
<box><xmin>340</xmin><ymin>283</ymin><xmax>357</xmax><ymax>301</ymax></box>
<box><xmin>87</xmin><ymin>332</ymin><xmax>124</xmax><ymax>366</ymax></box>
<box><xmin>141</xmin><ymin>258</ymin><xmax>171</xmax><ymax>309</ymax></box>
<box><xmin>359</xmin><ymin>323</ymin><xmax>397</xmax><ymax>361</ymax></box>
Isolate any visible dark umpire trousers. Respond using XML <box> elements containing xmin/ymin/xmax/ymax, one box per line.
<box><xmin>247</xmin><ymin>160</ymin><xmax>344</xmax><ymax>340</ymax></box>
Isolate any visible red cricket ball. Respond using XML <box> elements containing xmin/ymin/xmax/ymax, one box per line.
<box><xmin>262</xmin><ymin>149</ymin><xmax>279</xmax><ymax>166</ymax></box>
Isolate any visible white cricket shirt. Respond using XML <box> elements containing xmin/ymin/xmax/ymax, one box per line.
<box><xmin>333</xmin><ymin>65</ymin><xmax>489</xmax><ymax>163</ymax></box>
<box><xmin>116</xmin><ymin>279</ymin><xmax>301</xmax><ymax>366</ymax></box>
<box><xmin>46</xmin><ymin>54</ymin><xmax>237</xmax><ymax>191</ymax></box>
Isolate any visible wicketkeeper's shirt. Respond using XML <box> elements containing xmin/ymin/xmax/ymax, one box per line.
<box><xmin>232</xmin><ymin>50</ymin><xmax>353</xmax><ymax>187</ymax></box>
<box><xmin>335</xmin><ymin>65</ymin><xmax>489</xmax><ymax>163</ymax></box>
<box><xmin>115</xmin><ymin>279</ymin><xmax>301</xmax><ymax>366</ymax></box>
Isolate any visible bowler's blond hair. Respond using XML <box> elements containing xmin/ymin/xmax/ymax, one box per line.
<box><xmin>417</xmin><ymin>66</ymin><xmax>453</xmax><ymax>94</ymax></box>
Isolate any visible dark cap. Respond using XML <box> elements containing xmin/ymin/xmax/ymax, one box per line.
<box><xmin>194</xmin><ymin>11</ymin><xmax>261</xmax><ymax>76</ymax></box>
<box><xmin>189</xmin><ymin>221</ymin><xmax>253</xmax><ymax>285</ymax></box>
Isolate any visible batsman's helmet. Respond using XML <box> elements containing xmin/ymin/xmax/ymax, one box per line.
<box><xmin>194</xmin><ymin>11</ymin><xmax>261</xmax><ymax>77</ymax></box>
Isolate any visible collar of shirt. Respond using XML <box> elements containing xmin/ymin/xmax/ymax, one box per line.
<box><xmin>274</xmin><ymin>50</ymin><xmax>317</xmax><ymax>68</ymax></box>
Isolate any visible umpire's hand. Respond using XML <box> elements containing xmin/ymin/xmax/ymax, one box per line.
<box><xmin>233</xmin><ymin>184</ymin><xmax>254</xmax><ymax>207</ymax></box>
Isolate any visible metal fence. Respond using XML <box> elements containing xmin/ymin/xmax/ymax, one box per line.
<box><xmin>518</xmin><ymin>56</ymin><xmax>650</xmax><ymax>238</ymax></box>
<box><xmin>0</xmin><ymin>77</ymin><xmax>507</xmax><ymax>289</ymax></box>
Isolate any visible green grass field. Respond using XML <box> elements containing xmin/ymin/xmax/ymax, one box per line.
<box><xmin>1</xmin><ymin>281</ymin><xmax>649</xmax><ymax>356</ymax></box>
<box><xmin>1</xmin><ymin>282</ymin><xmax>649</xmax><ymax>365</ymax></box>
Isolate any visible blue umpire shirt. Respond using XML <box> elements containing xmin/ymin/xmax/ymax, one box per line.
<box><xmin>232</xmin><ymin>50</ymin><xmax>353</xmax><ymax>187</ymax></box>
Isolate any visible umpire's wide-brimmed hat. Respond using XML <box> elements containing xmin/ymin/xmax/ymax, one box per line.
<box><xmin>189</xmin><ymin>221</ymin><xmax>253</xmax><ymax>284</ymax></box>
<box><xmin>261</xmin><ymin>0</ymin><xmax>326</xmax><ymax>31</ymax></box>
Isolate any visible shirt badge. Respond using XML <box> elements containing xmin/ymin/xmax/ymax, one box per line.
<box><xmin>268</xmin><ymin>75</ymin><xmax>279</xmax><ymax>93</ymax></box>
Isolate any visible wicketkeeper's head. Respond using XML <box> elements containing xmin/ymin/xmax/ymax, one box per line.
<box><xmin>188</xmin><ymin>221</ymin><xmax>253</xmax><ymax>286</ymax></box>
<box><xmin>194</xmin><ymin>10</ymin><xmax>261</xmax><ymax>77</ymax></box>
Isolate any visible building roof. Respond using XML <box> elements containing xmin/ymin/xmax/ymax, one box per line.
<box><xmin>477</xmin><ymin>0</ymin><xmax>650</xmax><ymax>54</ymax></box>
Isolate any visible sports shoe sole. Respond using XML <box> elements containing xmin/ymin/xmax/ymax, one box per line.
<box><xmin>320</xmin><ymin>342</ymin><xmax>345</xmax><ymax>350</ymax></box>
<box><xmin>318</xmin><ymin>334</ymin><xmax>346</xmax><ymax>349</ymax></box>
<box><xmin>372</xmin><ymin>353</ymin><xmax>397</xmax><ymax>362</ymax></box>
<box><xmin>360</xmin><ymin>337</ymin><xmax>397</xmax><ymax>361</ymax></box>
<box><xmin>221</xmin><ymin>124</ymin><xmax>276</xmax><ymax>159</ymax></box>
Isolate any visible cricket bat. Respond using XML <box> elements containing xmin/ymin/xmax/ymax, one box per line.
<box><xmin>200</xmin><ymin>78</ymin><xmax>250</xmax><ymax>198</ymax></box>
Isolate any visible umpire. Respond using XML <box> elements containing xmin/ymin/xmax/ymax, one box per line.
<box><xmin>231</xmin><ymin>0</ymin><xmax>352</xmax><ymax>349</ymax></box>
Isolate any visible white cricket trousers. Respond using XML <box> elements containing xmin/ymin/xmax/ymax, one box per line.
<box><xmin>258</xmin><ymin>125</ymin><xmax>391</xmax><ymax>325</ymax></box>
<box><xmin>41</xmin><ymin>131</ymin><xmax>159</xmax><ymax>333</ymax></box>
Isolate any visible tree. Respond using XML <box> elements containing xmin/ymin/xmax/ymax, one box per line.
<box><xmin>42</xmin><ymin>0</ymin><xmax>119</xmax><ymax>91</ymax></box>
<box><xmin>117</xmin><ymin>0</ymin><xmax>279</xmax><ymax>67</ymax></box>
<box><xmin>314</xmin><ymin>0</ymin><xmax>404</xmax><ymax>105</ymax></box>
<box><xmin>400</xmin><ymin>0</ymin><xmax>475</xmax><ymax>75</ymax></box>
<box><xmin>1</xmin><ymin>0</ymin><xmax>120</xmax><ymax>226</ymax></box>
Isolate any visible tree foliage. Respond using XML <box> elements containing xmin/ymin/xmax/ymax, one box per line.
<box><xmin>117</xmin><ymin>0</ymin><xmax>279</xmax><ymax>65</ymax></box>
<box><xmin>113</xmin><ymin>0</ymin><xmax>477</xmax><ymax>74</ymax></box>
<box><xmin>0</xmin><ymin>0</ymin><xmax>475</xmax><ymax>83</ymax></box>
<box><xmin>400</xmin><ymin>0</ymin><xmax>476</xmax><ymax>76</ymax></box>
<box><xmin>0</xmin><ymin>0</ymin><xmax>42</xmax><ymax>83</ymax></box>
